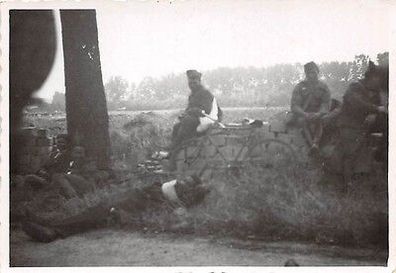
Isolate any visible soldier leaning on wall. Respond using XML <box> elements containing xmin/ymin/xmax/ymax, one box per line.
<box><xmin>18</xmin><ymin>137</ymin><xmax>109</xmax><ymax>200</ymax></box>
<box><xmin>20</xmin><ymin>134</ymin><xmax>72</xmax><ymax>190</ymax></box>
<box><xmin>171</xmin><ymin>70</ymin><xmax>223</xmax><ymax>148</ymax></box>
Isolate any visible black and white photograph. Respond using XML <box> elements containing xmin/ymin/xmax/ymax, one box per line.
<box><xmin>1</xmin><ymin>0</ymin><xmax>394</xmax><ymax>270</ymax></box>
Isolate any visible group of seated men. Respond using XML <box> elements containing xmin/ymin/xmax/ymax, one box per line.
<box><xmin>291</xmin><ymin>61</ymin><xmax>387</xmax><ymax>184</ymax></box>
<box><xmin>172</xmin><ymin>62</ymin><xmax>387</xmax><ymax>185</ymax></box>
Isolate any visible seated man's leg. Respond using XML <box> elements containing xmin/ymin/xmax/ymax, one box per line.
<box><xmin>173</xmin><ymin>115</ymin><xmax>200</xmax><ymax>146</ymax></box>
<box><xmin>65</xmin><ymin>174</ymin><xmax>96</xmax><ymax>197</ymax></box>
<box><xmin>171</xmin><ymin>122</ymin><xmax>181</xmax><ymax>145</ymax></box>
<box><xmin>296</xmin><ymin>117</ymin><xmax>313</xmax><ymax>146</ymax></box>
<box><xmin>311</xmin><ymin>119</ymin><xmax>323</xmax><ymax>151</ymax></box>
<box><xmin>52</xmin><ymin>173</ymin><xmax>78</xmax><ymax>199</ymax></box>
<box><xmin>169</xmin><ymin>116</ymin><xmax>199</xmax><ymax>171</ymax></box>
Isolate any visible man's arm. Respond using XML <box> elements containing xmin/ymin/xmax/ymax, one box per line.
<box><xmin>290</xmin><ymin>84</ymin><xmax>306</xmax><ymax>117</ymax></box>
<box><xmin>187</xmin><ymin>90</ymin><xmax>213</xmax><ymax>117</ymax></box>
<box><xmin>198</xmin><ymin>90</ymin><xmax>213</xmax><ymax>115</ymax></box>
<box><xmin>344</xmin><ymin>83</ymin><xmax>379</xmax><ymax>113</ymax></box>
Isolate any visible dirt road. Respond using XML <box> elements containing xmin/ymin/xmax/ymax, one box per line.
<box><xmin>10</xmin><ymin>228</ymin><xmax>387</xmax><ymax>266</ymax></box>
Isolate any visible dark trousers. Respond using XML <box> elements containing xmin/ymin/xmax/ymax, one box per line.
<box><xmin>296</xmin><ymin>117</ymin><xmax>323</xmax><ymax>146</ymax></box>
<box><xmin>23</xmin><ymin>181</ymin><xmax>166</xmax><ymax>241</ymax></box>
<box><xmin>171</xmin><ymin>115</ymin><xmax>200</xmax><ymax>148</ymax></box>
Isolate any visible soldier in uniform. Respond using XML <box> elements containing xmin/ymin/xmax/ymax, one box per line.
<box><xmin>334</xmin><ymin>61</ymin><xmax>387</xmax><ymax>186</ymax></box>
<box><xmin>290</xmin><ymin>62</ymin><xmax>331</xmax><ymax>153</ymax></box>
<box><xmin>52</xmin><ymin>146</ymin><xmax>104</xmax><ymax>199</ymax></box>
<box><xmin>22</xmin><ymin>134</ymin><xmax>72</xmax><ymax>190</ymax></box>
<box><xmin>21</xmin><ymin>175</ymin><xmax>211</xmax><ymax>242</ymax></box>
<box><xmin>171</xmin><ymin>70</ymin><xmax>222</xmax><ymax>148</ymax></box>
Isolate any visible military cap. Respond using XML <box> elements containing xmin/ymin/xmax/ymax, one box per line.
<box><xmin>304</xmin><ymin>62</ymin><xmax>319</xmax><ymax>73</ymax></box>
<box><xmin>186</xmin><ymin>70</ymin><xmax>202</xmax><ymax>80</ymax></box>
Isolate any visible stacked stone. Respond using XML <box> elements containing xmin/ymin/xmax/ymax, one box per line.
<box><xmin>17</xmin><ymin>127</ymin><xmax>52</xmax><ymax>174</ymax></box>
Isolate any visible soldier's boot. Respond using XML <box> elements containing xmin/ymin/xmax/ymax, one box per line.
<box><xmin>21</xmin><ymin>221</ymin><xmax>59</xmax><ymax>243</ymax></box>
<box><xmin>22</xmin><ymin>202</ymin><xmax>111</xmax><ymax>242</ymax></box>
<box><xmin>21</xmin><ymin>208</ymin><xmax>62</xmax><ymax>242</ymax></box>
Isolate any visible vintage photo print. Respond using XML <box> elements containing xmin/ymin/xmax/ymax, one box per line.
<box><xmin>1</xmin><ymin>0</ymin><xmax>395</xmax><ymax>272</ymax></box>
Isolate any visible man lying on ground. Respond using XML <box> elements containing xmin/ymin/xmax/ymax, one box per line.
<box><xmin>22</xmin><ymin>175</ymin><xmax>211</xmax><ymax>242</ymax></box>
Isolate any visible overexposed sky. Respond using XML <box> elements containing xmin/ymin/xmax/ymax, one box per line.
<box><xmin>35</xmin><ymin>0</ymin><xmax>391</xmax><ymax>101</ymax></box>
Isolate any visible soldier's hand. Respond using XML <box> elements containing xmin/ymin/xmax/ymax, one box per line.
<box><xmin>37</xmin><ymin>169</ymin><xmax>48</xmax><ymax>177</ymax></box>
<box><xmin>178</xmin><ymin>111</ymin><xmax>187</xmax><ymax>119</ymax></box>
<box><xmin>304</xmin><ymin>112</ymin><xmax>316</xmax><ymax>121</ymax></box>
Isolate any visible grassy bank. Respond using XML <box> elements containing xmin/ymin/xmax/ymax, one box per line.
<box><xmin>21</xmin><ymin>108</ymin><xmax>388</xmax><ymax>249</ymax></box>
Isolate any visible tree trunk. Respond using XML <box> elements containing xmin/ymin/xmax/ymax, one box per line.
<box><xmin>60</xmin><ymin>10</ymin><xmax>111</xmax><ymax>170</ymax></box>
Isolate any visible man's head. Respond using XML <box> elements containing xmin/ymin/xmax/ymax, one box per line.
<box><xmin>304</xmin><ymin>62</ymin><xmax>319</xmax><ymax>82</ymax></box>
<box><xmin>56</xmin><ymin>134</ymin><xmax>69</xmax><ymax>151</ymax></box>
<box><xmin>364</xmin><ymin>61</ymin><xmax>388</xmax><ymax>92</ymax></box>
<box><xmin>186</xmin><ymin>70</ymin><xmax>202</xmax><ymax>92</ymax></box>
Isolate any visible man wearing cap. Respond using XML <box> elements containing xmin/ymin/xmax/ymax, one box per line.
<box><xmin>290</xmin><ymin>61</ymin><xmax>331</xmax><ymax>153</ymax></box>
<box><xmin>171</xmin><ymin>70</ymin><xmax>222</xmax><ymax>148</ymax></box>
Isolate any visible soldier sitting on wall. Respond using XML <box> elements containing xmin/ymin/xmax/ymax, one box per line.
<box><xmin>290</xmin><ymin>62</ymin><xmax>331</xmax><ymax>154</ymax></box>
<box><xmin>171</xmin><ymin>70</ymin><xmax>223</xmax><ymax>149</ymax></box>
<box><xmin>21</xmin><ymin>174</ymin><xmax>211</xmax><ymax>243</ymax></box>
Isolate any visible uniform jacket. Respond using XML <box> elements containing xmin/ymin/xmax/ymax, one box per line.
<box><xmin>187</xmin><ymin>86</ymin><xmax>216</xmax><ymax>115</ymax></box>
<box><xmin>337</xmin><ymin>81</ymin><xmax>380</xmax><ymax>129</ymax></box>
<box><xmin>185</xmin><ymin>86</ymin><xmax>222</xmax><ymax>132</ymax></box>
<box><xmin>291</xmin><ymin>80</ymin><xmax>331</xmax><ymax>114</ymax></box>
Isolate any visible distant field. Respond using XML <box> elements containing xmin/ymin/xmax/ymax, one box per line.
<box><xmin>24</xmin><ymin>106</ymin><xmax>288</xmax><ymax>136</ymax></box>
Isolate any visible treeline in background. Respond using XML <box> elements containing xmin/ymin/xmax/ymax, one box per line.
<box><xmin>48</xmin><ymin>52</ymin><xmax>388</xmax><ymax>112</ymax></box>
